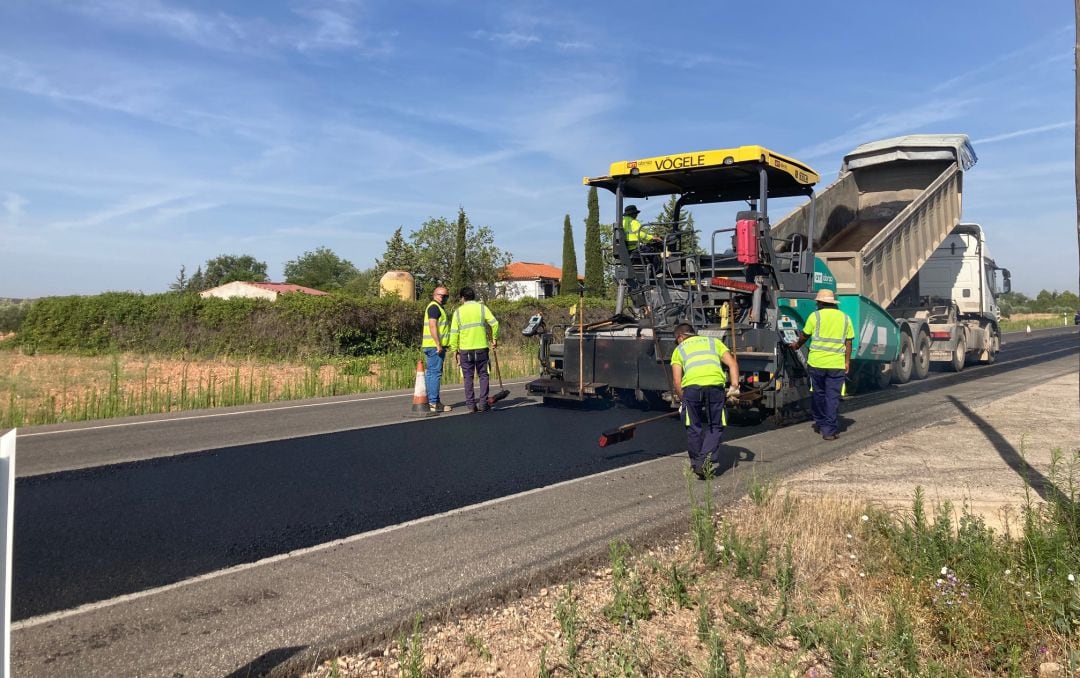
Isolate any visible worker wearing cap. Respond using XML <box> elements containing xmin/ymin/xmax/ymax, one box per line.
<box><xmin>622</xmin><ymin>205</ymin><xmax>648</xmax><ymax>249</ymax></box>
<box><xmin>422</xmin><ymin>286</ymin><xmax>452</xmax><ymax>413</ymax></box>
<box><xmin>670</xmin><ymin>323</ymin><xmax>741</xmax><ymax>479</ymax></box>
<box><xmin>449</xmin><ymin>286</ymin><xmax>500</xmax><ymax>413</ymax></box>
<box><xmin>787</xmin><ymin>289</ymin><xmax>854</xmax><ymax>440</ymax></box>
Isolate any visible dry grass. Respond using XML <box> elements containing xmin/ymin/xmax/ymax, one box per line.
<box><xmin>0</xmin><ymin>348</ymin><xmax>539</xmax><ymax>427</ymax></box>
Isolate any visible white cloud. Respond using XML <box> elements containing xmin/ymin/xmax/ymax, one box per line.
<box><xmin>794</xmin><ymin>97</ymin><xmax>978</xmax><ymax>160</ymax></box>
<box><xmin>973</xmin><ymin>121</ymin><xmax>1072</xmax><ymax>145</ymax></box>
<box><xmin>471</xmin><ymin>30</ymin><xmax>541</xmax><ymax>47</ymax></box>
<box><xmin>1</xmin><ymin>192</ymin><xmax>27</xmax><ymax>227</ymax></box>
<box><xmin>51</xmin><ymin>193</ymin><xmax>192</xmax><ymax>230</ymax></box>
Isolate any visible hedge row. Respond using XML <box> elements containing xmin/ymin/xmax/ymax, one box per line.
<box><xmin>17</xmin><ymin>292</ymin><xmax>615</xmax><ymax>359</ymax></box>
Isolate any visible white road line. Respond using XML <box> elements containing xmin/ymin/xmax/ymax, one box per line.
<box><xmin>10</xmin><ymin>432</ymin><xmax>719</xmax><ymax>629</ymax></box>
<box><xmin>13</xmin><ymin>347</ymin><xmax>1077</xmax><ymax>629</ymax></box>
<box><xmin>18</xmin><ymin>380</ymin><xmax>534</xmax><ymax>438</ymax></box>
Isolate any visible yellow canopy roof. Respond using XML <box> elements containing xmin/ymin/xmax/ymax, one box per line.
<box><xmin>584</xmin><ymin>145</ymin><xmax>819</xmax><ymax>202</ymax></box>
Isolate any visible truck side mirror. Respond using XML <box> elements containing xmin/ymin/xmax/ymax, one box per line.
<box><xmin>1002</xmin><ymin>269</ymin><xmax>1011</xmax><ymax>294</ymax></box>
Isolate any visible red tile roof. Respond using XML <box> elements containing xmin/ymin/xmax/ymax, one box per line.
<box><xmin>502</xmin><ymin>261</ymin><xmax>582</xmax><ymax>281</ymax></box>
<box><xmin>248</xmin><ymin>282</ymin><xmax>328</xmax><ymax>296</ymax></box>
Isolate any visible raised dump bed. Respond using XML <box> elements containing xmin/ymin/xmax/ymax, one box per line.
<box><xmin>773</xmin><ymin>135</ymin><xmax>976</xmax><ymax>309</ymax></box>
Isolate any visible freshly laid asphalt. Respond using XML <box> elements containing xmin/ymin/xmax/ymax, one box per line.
<box><xmin>9</xmin><ymin>326</ymin><xmax>1078</xmax><ymax>677</ymax></box>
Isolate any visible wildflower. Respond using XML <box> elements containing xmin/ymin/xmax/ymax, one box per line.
<box><xmin>846</xmin><ymin>533</ymin><xmax>852</xmax><ymax>539</ymax></box>
<box><xmin>860</xmin><ymin>515</ymin><xmax>868</xmax><ymax>522</ymax></box>
<box><xmin>849</xmin><ymin>554</ymin><xmax>857</xmax><ymax>560</ymax></box>
<box><xmin>1004</xmin><ymin>569</ymin><xmax>1011</xmax><ymax>576</ymax></box>
<box><xmin>936</xmin><ymin>578</ymin><xmax>944</xmax><ymax>585</ymax></box>
<box><xmin>941</xmin><ymin>566</ymin><xmax>948</xmax><ymax>575</ymax></box>
<box><xmin>859</xmin><ymin>572</ymin><xmax>865</xmax><ymax>578</ymax></box>
<box><xmin>1069</xmin><ymin>574</ymin><xmax>1075</xmax><ymax>583</ymax></box>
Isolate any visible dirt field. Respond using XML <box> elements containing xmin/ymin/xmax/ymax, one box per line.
<box><xmin>306</xmin><ymin>371</ymin><xmax>1080</xmax><ymax>677</ymax></box>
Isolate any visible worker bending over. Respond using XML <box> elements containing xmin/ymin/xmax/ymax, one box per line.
<box><xmin>670</xmin><ymin>323</ymin><xmax>740</xmax><ymax>479</ymax></box>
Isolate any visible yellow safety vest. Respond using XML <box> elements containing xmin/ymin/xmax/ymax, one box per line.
<box><xmin>450</xmin><ymin>301</ymin><xmax>499</xmax><ymax>351</ymax></box>
<box><xmin>803</xmin><ymin>308</ymin><xmax>853</xmax><ymax>369</ymax></box>
<box><xmin>623</xmin><ymin>216</ymin><xmax>647</xmax><ymax>246</ymax></box>
<box><xmin>672</xmin><ymin>335</ymin><xmax>729</xmax><ymax>387</ymax></box>
<box><xmin>422</xmin><ymin>301</ymin><xmax>449</xmax><ymax>349</ymax></box>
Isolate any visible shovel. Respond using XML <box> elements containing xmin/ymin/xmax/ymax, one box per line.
<box><xmin>486</xmin><ymin>345</ymin><xmax>511</xmax><ymax>407</ymax></box>
<box><xmin>598</xmin><ymin>410</ymin><xmax>680</xmax><ymax>447</ymax></box>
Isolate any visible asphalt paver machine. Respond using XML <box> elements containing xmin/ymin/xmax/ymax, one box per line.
<box><xmin>527</xmin><ymin>146</ymin><xmax>836</xmax><ymax>424</ymax></box>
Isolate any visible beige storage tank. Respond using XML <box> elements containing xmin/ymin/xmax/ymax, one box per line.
<box><xmin>379</xmin><ymin>270</ymin><xmax>415</xmax><ymax>300</ymax></box>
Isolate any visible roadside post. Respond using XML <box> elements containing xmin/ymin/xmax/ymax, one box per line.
<box><xmin>0</xmin><ymin>428</ymin><xmax>13</xmax><ymax>678</ymax></box>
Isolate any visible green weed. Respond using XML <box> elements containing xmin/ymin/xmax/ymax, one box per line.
<box><xmin>397</xmin><ymin>614</ymin><xmax>423</xmax><ymax>678</ymax></box>
<box><xmin>604</xmin><ymin>540</ymin><xmax>652</xmax><ymax>626</ymax></box>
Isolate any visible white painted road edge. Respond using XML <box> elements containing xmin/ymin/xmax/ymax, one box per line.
<box><xmin>18</xmin><ymin>380</ymin><xmax>534</xmax><ymax>438</ymax></box>
<box><xmin>12</xmin><ymin>333</ymin><xmax>1078</xmax><ymax>628</ymax></box>
<box><xmin>11</xmin><ymin>427</ymin><xmax>710</xmax><ymax>630</ymax></box>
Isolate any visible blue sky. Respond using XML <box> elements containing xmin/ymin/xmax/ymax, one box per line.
<box><xmin>0</xmin><ymin>0</ymin><xmax>1075</xmax><ymax>298</ymax></box>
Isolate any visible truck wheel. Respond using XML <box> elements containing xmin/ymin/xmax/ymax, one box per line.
<box><xmin>912</xmin><ymin>332</ymin><xmax>931</xmax><ymax>380</ymax></box>
<box><xmin>890</xmin><ymin>333</ymin><xmax>914</xmax><ymax>384</ymax></box>
<box><xmin>948</xmin><ymin>337</ymin><xmax>966</xmax><ymax>372</ymax></box>
<box><xmin>980</xmin><ymin>332</ymin><xmax>1000</xmax><ymax>364</ymax></box>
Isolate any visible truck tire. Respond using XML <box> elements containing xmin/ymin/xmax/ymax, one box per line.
<box><xmin>890</xmin><ymin>333</ymin><xmax>914</xmax><ymax>384</ymax></box>
<box><xmin>979</xmin><ymin>332</ymin><xmax>1000</xmax><ymax>365</ymax></box>
<box><xmin>948</xmin><ymin>337</ymin><xmax>966</xmax><ymax>372</ymax></box>
<box><xmin>912</xmin><ymin>332</ymin><xmax>931</xmax><ymax>380</ymax></box>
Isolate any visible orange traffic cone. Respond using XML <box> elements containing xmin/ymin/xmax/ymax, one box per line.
<box><xmin>409</xmin><ymin>360</ymin><xmax>433</xmax><ymax>417</ymax></box>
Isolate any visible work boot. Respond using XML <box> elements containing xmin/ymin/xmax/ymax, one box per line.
<box><xmin>429</xmin><ymin>402</ymin><xmax>452</xmax><ymax>413</ymax></box>
<box><xmin>811</xmin><ymin>424</ymin><xmax>820</xmax><ymax>433</ymax></box>
<box><xmin>822</xmin><ymin>433</ymin><xmax>838</xmax><ymax>441</ymax></box>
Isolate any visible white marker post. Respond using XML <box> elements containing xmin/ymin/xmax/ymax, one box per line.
<box><xmin>0</xmin><ymin>429</ymin><xmax>14</xmax><ymax>678</ymax></box>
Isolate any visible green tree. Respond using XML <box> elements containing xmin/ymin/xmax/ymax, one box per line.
<box><xmin>584</xmin><ymin>187</ymin><xmax>605</xmax><ymax>296</ymax></box>
<box><xmin>560</xmin><ymin>214</ymin><xmax>579</xmax><ymax>295</ymax></box>
<box><xmin>654</xmin><ymin>195</ymin><xmax>701</xmax><ymax>253</ymax></box>
<box><xmin>169</xmin><ymin>265</ymin><xmax>189</xmax><ymax>292</ymax></box>
<box><xmin>341</xmin><ymin>268</ymin><xmax>380</xmax><ymax>297</ymax></box>
<box><xmin>451</xmin><ymin>207</ymin><xmax>467</xmax><ymax>295</ymax></box>
<box><xmin>187</xmin><ymin>266</ymin><xmax>206</xmax><ymax>292</ymax></box>
<box><xmin>371</xmin><ymin>227</ymin><xmax>420</xmax><ymax>295</ymax></box>
<box><xmin>202</xmin><ymin>254</ymin><xmax>268</xmax><ymax>288</ymax></box>
<box><xmin>408</xmin><ymin>211</ymin><xmax>511</xmax><ymax>298</ymax></box>
<box><xmin>283</xmin><ymin>246</ymin><xmax>359</xmax><ymax>291</ymax></box>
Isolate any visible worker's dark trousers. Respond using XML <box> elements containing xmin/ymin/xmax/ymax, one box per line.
<box><xmin>809</xmin><ymin>367</ymin><xmax>845</xmax><ymax>436</ymax></box>
<box><xmin>459</xmin><ymin>349</ymin><xmax>490</xmax><ymax>410</ymax></box>
<box><xmin>682</xmin><ymin>385</ymin><xmax>726</xmax><ymax>471</ymax></box>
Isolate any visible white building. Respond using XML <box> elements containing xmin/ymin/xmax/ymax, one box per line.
<box><xmin>198</xmin><ymin>281</ymin><xmax>328</xmax><ymax>301</ymax></box>
<box><xmin>495</xmin><ymin>262</ymin><xmax>580</xmax><ymax>300</ymax></box>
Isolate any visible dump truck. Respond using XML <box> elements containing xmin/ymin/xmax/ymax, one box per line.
<box><xmin>772</xmin><ymin>134</ymin><xmax>1010</xmax><ymax>378</ymax></box>
<box><xmin>526</xmin><ymin>145</ymin><xmax>896</xmax><ymax>423</ymax></box>
<box><xmin>526</xmin><ymin>135</ymin><xmax>1005</xmax><ymax>422</ymax></box>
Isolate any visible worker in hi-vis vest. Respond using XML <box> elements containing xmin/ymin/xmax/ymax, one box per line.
<box><xmin>787</xmin><ymin>288</ymin><xmax>854</xmax><ymax>441</ymax></box>
<box><xmin>622</xmin><ymin>204</ymin><xmax>647</xmax><ymax>249</ymax></box>
<box><xmin>421</xmin><ymin>285</ymin><xmax>452</xmax><ymax>413</ymax></box>
<box><xmin>448</xmin><ymin>286</ymin><xmax>499</xmax><ymax>413</ymax></box>
<box><xmin>670</xmin><ymin>323</ymin><xmax>741</xmax><ymax>479</ymax></box>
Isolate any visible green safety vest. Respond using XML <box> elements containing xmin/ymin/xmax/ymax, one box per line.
<box><xmin>672</xmin><ymin>335</ymin><xmax>729</xmax><ymax>387</ymax></box>
<box><xmin>422</xmin><ymin>301</ymin><xmax>450</xmax><ymax>349</ymax></box>
<box><xmin>623</xmin><ymin>216</ymin><xmax>647</xmax><ymax>246</ymax></box>
<box><xmin>803</xmin><ymin>308</ymin><xmax>853</xmax><ymax>369</ymax></box>
<box><xmin>450</xmin><ymin>301</ymin><xmax>499</xmax><ymax>351</ymax></box>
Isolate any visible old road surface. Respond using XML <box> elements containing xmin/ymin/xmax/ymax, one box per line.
<box><xmin>8</xmin><ymin>327</ymin><xmax>1078</xmax><ymax>677</ymax></box>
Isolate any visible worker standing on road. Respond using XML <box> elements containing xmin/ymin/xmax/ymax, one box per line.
<box><xmin>449</xmin><ymin>286</ymin><xmax>500</xmax><ymax>413</ymax></box>
<box><xmin>422</xmin><ymin>286</ymin><xmax>452</xmax><ymax>413</ymax></box>
<box><xmin>787</xmin><ymin>289</ymin><xmax>854</xmax><ymax>441</ymax></box>
<box><xmin>670</xmin><ymin>323</ymin><xmax>741</xmax><ymax>479</ymax></box>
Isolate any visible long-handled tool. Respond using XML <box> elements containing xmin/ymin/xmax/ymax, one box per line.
<box><xmin>598</xmin><ymin>410</ymin><xmax>679</xmax><ymax>447</ymax></box>
<box><xmin>486</xmin><ymin>346</ymin><xmax>511</xmax><ymax>406</ymax></box>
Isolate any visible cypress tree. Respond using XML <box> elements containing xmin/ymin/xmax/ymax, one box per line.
<box><xmin>583</xmin><ymin>187</ymin><xmax>604</xmax><ymax>296</ymax></box>
<box><xmin>559</xmin><ymin>214</ymin><xmax>579</xmax><ymax>295</ymax></box>
<box><xmin>451</xmin><ymin>207</ymin><xmax>467</xmax><ymax>295</ymax></box>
